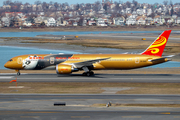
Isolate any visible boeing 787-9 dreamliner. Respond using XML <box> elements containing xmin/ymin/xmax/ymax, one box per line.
<box><xmin>4</xmin><ymin>30</ymin><xmax>172</xmax><ymax>76</ymax></box>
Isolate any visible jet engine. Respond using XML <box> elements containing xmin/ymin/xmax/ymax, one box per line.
<box><xmin>56</xmin><ymin>64</ymin><xmax>78</xmax><ymax>74</ymax></box>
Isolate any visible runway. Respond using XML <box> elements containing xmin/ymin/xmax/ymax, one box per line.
<box><xmin>0</xmin><ymin>94</ymin><xmax>180</xmax><ymax>120</ymax></box>
<box><xmin>1</xmin><ymin>73</ymin><xmax>180</xmax><ymax>119</ymax></box>
<box><xmin>0</xmin><ymin>73</ymin><xmax>180</xmax><ymax>83</ymax></box>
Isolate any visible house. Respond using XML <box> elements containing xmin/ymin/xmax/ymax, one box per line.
<box><xmin>73</xmin><ymin>22</ymin><xmax>78</xmax><ymax>26</ymax></box>
<box><xmin>136</xmin><ymin>9</ymin><xmax>143</xmax><ymax>15</ymax></box>
<box><xmin>162</xmin><ymin>15</ymin><xmax>173</xmax><ymax>24</ymax></box>
<box><xmin>113</xmin><ymin>17</ymin><xmax>125</xmax><ymax>26</ymax></box>
<box><xmin>47</xmin><ymin>17</ymin><xmax>56</xmax><ymax>27</ymax></box>
<box><xmin>136</xmin><ymin>16</ymin><xmax>147</xmax><ymax>25</ymax></box>
<box><xmin>96</xmin><ymin>18</ymin><xmax>107</xmax><ymax>26</ymax></box>
<box><xmin>176</xmin><ymin>17</ymin><xmax>180</xmax><ymax>24</ymax></box>
<box><xmin>23</xmin><ymin>21</ymin><xmax>32</xmax><ymax>27</ymax></box>
<box><xmin>145</xmin><ymin>17</ymin><xmax>153</xmax><ymax>25</ymax></box>
<box><xmin>147</xmin><ymin>8</ymin><xmax>152</xmax><ymax>16</ymax></box>
<box><xmin>154</xmin><ymin>15</ymin><xmax>164</xmax><ymax>25</ymax></box>
<box><xmin>126</xmin><ymin>8</ymin><xmax>131</xmax><ymax>14</ymax></box>
<box><xmin>32</xmin><ymin>5</ymin><xmax>37</xmax><ymax>11</ymax></box>
<box><xmin>126</xmin><ymin>13</ymin><xmax>137</xmax><ymax>26</ymax></box>
<box><xmin>34</xmin><ymin>16</ymin><xmax>44</xmax><ymax>26</ymax></box>
<box><xmin>88</xmin><ymin>20</ymin><xmax>96</xmax><ymax>26</ymax></box>
<box><xmin>3</xmin><ymin>5</ymin><xmax>11</xmax><ymax>9</ymax></box>
<box><xmin>5</xmin><ymin>12</ymin><xmax>23</xmax><ymax>17</ymax></box>
<box><xmin>62</xmin><ymin>20</ymin><xmax>68</xmax><ymax>26</ymax></box>
<box><xmin>1</xmin><ymin>17</ymin><xmax>10</xmax><ymax>27</ymax></box>
<box><xmin>56</xmin><ymin>17</ymin><xmax>63</xmax><ymax>26</ymax></box>
<box><xmin>126</xmin><ymin>17</ymin><xmax>136</xmax><ymax>26</ymax></box>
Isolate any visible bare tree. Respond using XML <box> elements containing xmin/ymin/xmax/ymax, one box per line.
<box><xmin>163</xmin><ymin>0</ymin><xmax>168</xmax><ymax>5</ymax></box>
<box><xmin>3</xmin><ymin>0</ymin><xmax>12</xmax><ymax>5</ymax></box>
<box><xmin>34</xmin><ymin>0</ymin><xmax>41</xmax><ymax>5</ymax></box>
<box><xmin>93</xmin><ymin>1</ymin><xmax>100</xmax><ymax>12</ymax></box>
<box><xmin>132</xmin><ymin>0</ymin><xmax>138</xmax><ymax>7</ymax></box>
<box><xmin>126</xmin><ymin>1</ymin><xmax>131</xmax><ymax>8</ymax></box>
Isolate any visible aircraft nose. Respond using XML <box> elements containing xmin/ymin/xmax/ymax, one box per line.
<box><xmin>4</xmin><ymin>62</ymin><xmax>11</xmax><ymax>68</ymax></box>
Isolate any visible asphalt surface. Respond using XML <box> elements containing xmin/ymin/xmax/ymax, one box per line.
<box><xmin>0</xmin><ymin>73</ymin><xmax>180</xmax><ymax>83</ymax></box>
<box><xmin>1</xmin><ymin>73</ymin><xmax>180</xmax><ymax>120</ymax></box>
<box><xmin>0</xmin><ymin>94</ymin><xmax>180</xmax><ymax>120</ymax></box>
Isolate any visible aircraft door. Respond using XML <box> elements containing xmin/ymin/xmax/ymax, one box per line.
<box><xmin>50</xmin><ymin>57</ymin><xmax>55</xmax><ymax>64</ymax></box>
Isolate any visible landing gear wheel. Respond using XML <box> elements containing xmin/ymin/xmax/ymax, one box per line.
<box><xmin>86</xmin><ymin>72</ymin><xmax>91</xmax><ymax>76</ymax></box>
<box><xmin>17</xmin><ymin>72</ymin><xmax>20</xmax><ymax>76</ymax></box>
<box><xmin>89</xmin><ymin>71</ymin><xmax>94</xmax><ymax>76</ymax></box>
<box><xmin>82</xmin><ymin>72</ymin><xmax>87</xmax><ymax>76</ymax></box>
<box><xmin>82</xmin><ymin>71</ymin><xmax>94</xmax><ymax>76</ymax></box>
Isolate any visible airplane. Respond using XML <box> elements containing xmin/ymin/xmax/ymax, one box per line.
<box><xmin>4</xmin><ymin>30</ymin><xmax>173</xmax><ymax>76</ymax></box>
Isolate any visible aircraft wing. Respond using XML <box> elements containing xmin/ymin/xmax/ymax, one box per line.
<box><xmin>73</xmin><ymin>57</ymin><xmax>111</xmax><ymax>68</ymax></box>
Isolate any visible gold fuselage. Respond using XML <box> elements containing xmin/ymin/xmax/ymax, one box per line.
<box><xmin>4</xmin><ymin>54</ymin><xmax>167</xmax><ymax>70</ymax></box>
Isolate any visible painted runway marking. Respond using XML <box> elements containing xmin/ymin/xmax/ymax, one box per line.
<box><xmin>71</xmin><ymin>116</ymin><xmax>90</xmax><ymax>118</ymax></box>
<box><xmin>122</xmin><ymin>116</ymin><xmax>141</xmax><ymax>118</ymax></box>
<box><xmin>0</xmin><ymin>76</ymin><xmax>13</xmax><ymax>79</ymax></box>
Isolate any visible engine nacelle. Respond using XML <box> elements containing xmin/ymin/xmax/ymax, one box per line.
<box><xmin>56</xmin><ymin>64</ymin><xmax>78</xmax><ymax>74</ymax></box>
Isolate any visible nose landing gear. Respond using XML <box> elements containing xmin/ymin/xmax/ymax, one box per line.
<box><xmin>15</xmin><ymin>70</ymin><xmax>20</xmax><ymax>76</ymax></box>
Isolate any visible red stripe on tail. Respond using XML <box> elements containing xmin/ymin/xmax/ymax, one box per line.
<box><xmin>141</xmin><ymin>30</ymin><xmax>171</xmax><ymax>57</ymax></box>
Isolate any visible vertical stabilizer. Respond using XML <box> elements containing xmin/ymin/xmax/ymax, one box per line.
<box><xmin>141</xmin><ymin>30</ymin><xmax>171</xmax><ymax>57</ymax></box>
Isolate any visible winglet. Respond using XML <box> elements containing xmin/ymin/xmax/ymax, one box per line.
<box><xmin>141</xmin><ymin>30</ymin><xmax>171</xmax><ymax>57</ymax></box>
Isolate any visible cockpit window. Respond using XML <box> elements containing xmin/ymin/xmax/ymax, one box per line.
<box><xmin>9</xmin><ymin>59</ymin><xmax>13</xmax><ymax>62</ymax></box>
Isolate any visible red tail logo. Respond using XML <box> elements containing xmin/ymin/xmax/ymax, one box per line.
<box><xmin>141</xmin><ymin>30</ymin><xmax>171</xmax><ymax>57</ymax></box>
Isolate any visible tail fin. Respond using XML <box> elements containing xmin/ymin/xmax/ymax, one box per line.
<box><xmin>141</xmin><ymin>30</ymin><xmax>171</xmax><ymax>57</ymax></box>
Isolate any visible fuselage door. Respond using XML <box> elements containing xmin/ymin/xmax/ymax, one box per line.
<box><xmin>50</xmin><ymin>57</ymin><xmax>55</xmax><ymax>64</ymax></box>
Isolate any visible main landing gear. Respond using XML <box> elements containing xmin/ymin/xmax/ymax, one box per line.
<box><xmin>82</xmin><ymin>66</ymin><xmax>94</xmax><ymax>76</ymax></box>
<box><xmin>15</xmin><ymin>70</ymin><xmax>20</xmax><ymax>76</ymax></box>
<box><xmin>82</xmin><ymin>71</ymin><xmax>94</xmax><ymax>76</ymax></box>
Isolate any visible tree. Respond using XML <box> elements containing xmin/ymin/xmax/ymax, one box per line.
<box><xmin>170</xmin><ymin>0</ymin><xmax>173</xmax><ymax>16</ymax></box>
<box><xmin>78</xmin><ymin>17</ymin><xmax>84</xmax><ymax>26</ymax></box>
<box><xmin>34</xmin><ymin>0</ymin><xmax>41</xmax><ymax>5</ymax></box>
<box><xmin>103</xmin><ymin>4</ymin><xmax>108</xmax><ymax>11</ymax></box>
<box><xmin>26</xmin><ymin>14</ymin><xmax>37</xmax><ymax>24</ymax></box>
<box><xmin>76</xmin><ymin>4</ymin><xmax>80</xmax><ymax>10</ymax></box>
<box><xmin>93</xmin><ymin>1</ymin><xmax>101</xmax><ymax>12</ymax></box>
<box><xmin>54</xmin><ymin>2</ymin><xmax>59</xmax><ymax>9</ymax></box>
<box><xmin>163</xmin><ymin>0</ymin><xmax>168</xmax><ymax>5</ymax></box>
<box><xmin>40</xmin><ymin>22</ymin><xmax>45</xmax><ymax>27</ymax></box>
<box><xmin>170</xmin><ymin>0</ymin><xmax>173</xmax><ymax>5</ymax></box>
<box><xmin>126</xmin><ymin>1</ymin><xmax>131</xmax><ymax>8</ymax></box>
<box><xmin>9</xmin><ymin>17</ymin><xmax>16</xmax><ymax>27</ymax></box>
<box><xmin>49</xmin><ymin>1</ymin><xmax>54</xmax><ymax>5</ymax></box>
<box><xmin>3</xmin><ymin>0</ymin><xmax>12</xmax><ymax>5</ymax></box>
<box><xmin>132</xmin><ymin>0</ymin><xmax>138</xmax><ymax>7</ymax></box>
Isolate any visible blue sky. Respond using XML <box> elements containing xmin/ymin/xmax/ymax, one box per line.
<box><xmin>0</xmin><ymin>0</ymin><xmax>180</xmax><ymax>6</ymax></box>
